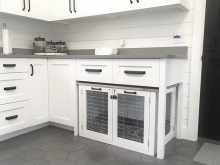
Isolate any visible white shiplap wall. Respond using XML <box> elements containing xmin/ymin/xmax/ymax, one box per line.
<box><xmin>0</xmin><ymin>15</ymin><xmax>52</xmax><ymax>49</ymax></box>
<box><xmin>52</xmin><ymin>0</ymin><xmax>195</xmax><ymax>139</ymax></box>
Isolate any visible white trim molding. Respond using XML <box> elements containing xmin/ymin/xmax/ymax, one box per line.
<box><xmin>187</xmin><ymin>0</ymin><xmax>206</xmax><ymax>141</ymax></box>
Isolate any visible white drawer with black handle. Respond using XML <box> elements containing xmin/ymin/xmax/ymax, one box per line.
<box><xmin>113</xmin><ymin>59</ymin><xmax>160</xmax><ymax>87</ymax></box>
<box><xmin>0</xmin><ymin>101</ymin><xmax>30</xmax><ymax>136</ymax></box>
<box><xmin>76</xmin><ymin>59</ymin><xmax>113</xmax><ymax>83</ymax></box>
<box><xmin>0</xmin><ymin>73</ymin><xmax>29</xmax><ymax>105</ymax></box>
<box><xmin>0</xmin><ymin>58</ymin><xmax>28</xmax><ymax>73</ymax></box>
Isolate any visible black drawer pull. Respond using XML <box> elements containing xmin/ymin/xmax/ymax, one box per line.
<box><xmin>91</xmin><ymin>87</ymin><xmax>102</xmax><ymax>91</ymax></box>
<box><xmin>124</xmin><ymin>91</ymin><xmax>137</xmax><ymax>95</ymax></box>
<box><xmin>30</xmin><ymin>64</ymin><xmax>34</xmax><ymax>76</ymax></box>
<box><xmin>3</xmin><ymin>64</ymin><xmax>16</xmax><ymax>67</ymax></box>
<box><xmin>124</xmin><ymin>71</ymin><xmax>146</xmax><ymax>74</ymax></box>
<box><xmin>4</xmin><ymin>86</ymin><xmax>16</xmax><ymax>91</ymax></box>
<box><xmin>6</xmin><ymin>115</ymin><xmax>18</xmax><ymax>120</ymax></box>
<box><xmin>85</xmin><ymin>69</ymin><xmax>102</xmax><ymax>72</ymax></box>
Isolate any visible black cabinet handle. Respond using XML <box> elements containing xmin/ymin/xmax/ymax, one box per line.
<box><xmin>69</xmin><ymin>0</ymin><xmax>72</xmax><ymax>13</ymax></box>
<box><xmin>137</xmin><ymin>0</ymin><xmax>139</xmax><ymax>3</ymax></box>
<box><xmin>91</xmin><ymin>87</ymin><xmax>102</xmax><ymax>91</ymax></box>
<box><xmin>4</xmin><ymin>86</ymin><xmax>16</xmax><ymax>91</ymax></box>
<box><xmin>28</xmin><ymin>0</ymin><xmax>31</xmax><ymax>12</ymax></box>
<box><xmin>124</xmin><ymin>71</ymin><xmax>146</xmax><ymax>74</ymax></box>
<box><xmin>23</xmin><ymin>0</ymin><xmax>25</xmax><ymax>11</ymax></box>
<box><xmin>130</xmin><ymin>0</ymin><xmax>133</xmax><ymax>4</ymax></box>
<box><xmin>85</xmin><ymin>69</ymin><xmax>102</xmax><ymax>72</ymax></box>
<box><xmin>73</xmin><ymin>0</ymin><xmax>76</xmax><ymax>12</ymax></box>
<box><xmin>3</xmin><ymin>64</ymin><xmax>16</xmax><ymax>67</ymax></box>
<box><xmin>6</xmin><ymin>115</ymin><xmax>18</xmax><ymax>120</ymax></box>
<box><xmin>30</xmin><ymin>64</ymin><xmax>34</xmax><ymax>76</ymax></box>
<box><xmin>124</xmin><ymin>91</ymin><xmax>137</xmax><ymax>95</ymax></box>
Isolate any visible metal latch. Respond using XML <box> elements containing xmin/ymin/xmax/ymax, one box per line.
<box><xmin>110</xmin><ymin>95</ymin><xmax>118</xmax><ymax>99</ymax></box>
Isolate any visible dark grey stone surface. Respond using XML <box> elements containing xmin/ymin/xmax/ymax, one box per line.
<box><xmin>0</xmin><ymin>126</ymin><xmax>207</xmax><ymax>165</ymax></box>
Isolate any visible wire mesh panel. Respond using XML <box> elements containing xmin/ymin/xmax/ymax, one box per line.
<box><xmin>165</xmin><ymin>92</ymin><xmax>172</xmax><ymax>135</ymax></box>
<box><xmin>86</xmin><ymin>90</ymin><xmax>108</xmax><ymax>135</ymax></box>
<box><xmin>117</xmin><ymin>94</ymin><xmax>145</xmax><ymax>143</ymax></box>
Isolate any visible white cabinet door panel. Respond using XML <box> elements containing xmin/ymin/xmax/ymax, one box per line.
<box><xmin>48</xmin><ymin>59</ymin><xmax>76</xmax><ymax>127</ymax></box>
<box><xmin>29</xmin><ymin>59</ymin><xmax>49</xmax><ymax>126</ymax></box>
<box><xmin>74</xmin><ymin>0</ymin><xmax>101</xmax><ymax>18</ymax></box>
<box><xmin>0</xmin><ymin>0</ymin><xmax>26</xmax><ymax>16</ymax></box>
<box><xmin>50</xmin><ymin>0</ymin><xmax>73</xmax><ymax>21</ymax></box>
<box><xmin>27</xmin><ymin>0</ymin><xmax>48</xmax><ymax>20</ymax></box>
<box><xmin>102</xmin><ymin>0</ymin><xmax>134</xmax><ymax>14</ymax></box>
<box><xmin>135</xmin><ymin>0</ymin><xmax>177</xmax><ymax>10</ymax></box>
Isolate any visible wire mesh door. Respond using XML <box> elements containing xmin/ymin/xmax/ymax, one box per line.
<box><xmin>113</xmin><ymin>89</ymin><xmax>150</xmax><ymax>151</ymax></box>
<box><xmin>165</xmin><ymin>87</ymin><xmax>176</xmax><ymax>145</ymax></box>
<box><xmin>81</xmin><ymin>85</ymin><xmax>113</xmax><ymax>142</ymax></box>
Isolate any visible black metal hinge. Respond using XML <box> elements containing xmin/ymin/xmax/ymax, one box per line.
<box><xmin>110</xmin><ymin>95</ymin><xmax>118</xmax><ymax>99</ymax></box>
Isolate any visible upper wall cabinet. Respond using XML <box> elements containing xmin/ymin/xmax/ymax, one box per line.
<box><xmin>102</xmin><ymin>0</ymin><xmax>135</xmax><ymax>14</ymax></box>
<box><xmin>50</xmin><ymin>0</ymin><xmax>102</xmax><ymax>21</ymax></box>
<box><xmin>102</xmin><ymin>0</ymin><xmax>189</xmax><ymax>15</ymax></box>
<box><xmin>0</xmin><ymin>0</ymin><xmax>48</xmax><ymax>20</ymax></box>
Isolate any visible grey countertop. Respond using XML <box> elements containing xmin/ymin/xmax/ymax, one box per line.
<box><xmin>0</xmin><ymin>54</ymin><xmax>187</xmax><ymax>59</ymax></box>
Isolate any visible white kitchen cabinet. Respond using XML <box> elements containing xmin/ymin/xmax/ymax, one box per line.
<box><xmin>48</xmin><ymin>59</ymin><xmax>76</xmax><ymax>128</ymax></box>
<box><xmin>0</xmin><ymin>0</ymin><xmax>26</xmax><ymax>17</ymax></box>
<box><xmin>135</xmin><ymin>0</ymin><xmax>188</xmax><ymax>10</ymax></box>
<box><xmin>102</xmin><ymin>0</ymin><xmax>134</xmax><ymax>14</ymax></box>
<box><xmin>0</xmin><ymin>0</ymin><xmax>48</xmax><ymax>20</ymax></box>
<box><xmin>0</xmin><ymin>101</ymin><xmax>30</xmax><ymax>136</ymax></box>
<box><xmin>74</xmin><ymin>0</ymin><xmax>102</xmax><ymax>18</ymax></box>
<box><xmin>29</xmin><ymin>59</ymin><xmax>49</xmax><ymax>126</ymax></box>
<box><xmin>50</xmin><ymin>0</ymin><xmax>74</xmax><ymax>21</ymax></box>
<box><xmin>25</xmin><ymin>0</ymin><xmax>48</xmax><ymax>20</ymax></box>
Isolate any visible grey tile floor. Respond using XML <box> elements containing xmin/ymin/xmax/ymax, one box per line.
<box><xmin>0</xmin><ymin>126</ymin><xmax>207</xmax><ymax>165</ymax></box>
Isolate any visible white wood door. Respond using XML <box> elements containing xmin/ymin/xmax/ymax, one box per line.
<box><xmin>79</xmin><ymin>85</ymin><xmax>113</xmax><ymax>142</ymax></box>
<box><xmin>50</xmin><ymin>0</ymin><xmax>73</xmax><ymax>21</ymax></box>
<box><xmin>48</xmin><ymin>59</ymin><xmax>76</xmax><ymax>127</ymax></box>
<box><xmin>73</xmin><ymin>0</ymin><xmax>101</xmax><ymax>18</ymax></box>
<box><xmin>26</xmin><ymin>0</ymin><xmax>48</xmax><ymax>20</ymax></box>
<box><xmin>29</xmin><ymin>59</ymin><xmax>49</xmax><ymax>126</ymax></box>
<box><xmin>0</xmin><ymin>101</ymin><xmax>30</xmax><ymax>136</ymax></box>
<box><xmin>102</xmin><ymin>0</ymin><xmax>134</xmax><ymax>14</ymax></box>
<box><xmin>135</xmin><ymin>0</ymin><xmax>176</xmax><ymax>10</ymax></box>
<box><xmin>113</xmin><ymin>89</ymin><xmax>150</xmax><ymax>151</ymax></box>
<box><xmin>0</xmin><ymin>0</ymin><xmax>27</xmax><ymax>16</ymax></box>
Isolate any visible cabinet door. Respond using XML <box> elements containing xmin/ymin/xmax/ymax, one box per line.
<box><xmin>48</xmin><ymin>59</ymin><xmax>76</xmax><ymax>127</ymax></box>
<box><xmin>79</xmin><ymin>85</ymin><xmax>113</xmax><ymax>142</ymax></box>
<box><xmin>29</xmin><ymin>59</ymin><xmax>49</xmax><ymax>126</ymax></box>
<box><xmin>113</xmin><ymin>89</ymin><xmax>150</xmax><ymax>151</ymax></box>
<box><xmin>102</xmin><ymin>0</ymin><xmax>134</xmax><ymax>14</ymax></box>
<box><xmin>135</xmin><ymin>0</ymin><xmax>176</xmax><ymax>10</ymax></box>
<box><xmin>50</xmin><ymin>0</ymin><xmax>73</xmax><ymax>21</ymax></box>
<box><xmin>73</xmin><ymin>0</ymin><xmax>101</xmax><ymax>18</ymax></box>
<box><xmin>26</xmin><ymin>0</ymin><xmax>48</xmax><ymax>20</ymax></box>
<box><xmin>0</xmin><ymin>0</ymin><xmax>26</xmax><ymax>16</ymax></box>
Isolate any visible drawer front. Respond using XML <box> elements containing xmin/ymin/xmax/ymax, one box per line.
<box><xmin>0</xmin><ymin>101</ymin><xmax>30</xmax><ymax>136</ymax></box>
<box><xmin>76</xmin><ymin>59</ymin><xmax>113</xmax><ymax>83</ymax></box>
<box><xmin>0</xmin><ymin>58</ymin><xmax>28</xmax><ymax>73</ymax></box>
<box><xmin>113</xmin><ymin>59</ymin><xmax>160</xmax><ymax>87</ymax></box>
<box><xmin>0</xmin><ymin>73</ymin><xmax>29</xmax><ymax>105</ymax></box>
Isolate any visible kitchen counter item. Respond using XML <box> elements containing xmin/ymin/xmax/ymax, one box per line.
<box><xmin>45</xmin><ymin>41</ymin><xmax>57</xmax><ymax>53</ymax></box>
<box><xmin>2</xmin><ymin>23</ymin><xmax>12</xmax><ymax>54</ymax></box>
<box><xmin>33</xmin><ymin>36</ymin><xmax>46</xmax><ymax>53</ymax></box>
<box><xmin>56</xmin><ymin>41</ymin><xmax>68</xmax><ymax>53</ymax></box>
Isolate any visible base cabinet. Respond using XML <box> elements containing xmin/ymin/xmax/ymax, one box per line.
<box><xmin>48</xmin><ymin>59</ymin><xmax>76</xmax><ymax>127</ymax></box>
<box><xmin>0</xmin><ymin>101</ymin><xmax>30</xmax><ymax>136</ymax></box>
<box><xmin>29</xmin><ymin>59</ymin><xmax>49</xmax><ymax>126</ymax></box>
<box><xmin>79</xmin><ymin>84</ymin><xmax>156</xmax><ymax>155</ymax></box>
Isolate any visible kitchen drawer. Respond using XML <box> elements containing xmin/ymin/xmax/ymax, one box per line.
<box><xmin>0</xmin><ymin>73</ymin><xmax>29</xmax><ymax>105</ymax></box>
<box><xmin>113</xmin><ymin>59</ymin><xmax>160</xmax><ymax>87</ymax></box>
<box><xmin>0</xmin><ymin>58</ymin><xmax>28</xmax><ymax>73</ymax></box>
<box><xmin>0</xmin><ymin>101</ymin><xmax>30</xmax><ymax>136</ymax></box>
<box><xmin>76</xmin><ymin>59</ymin><xmax>113</xmax><ymax>83</ymax></box>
